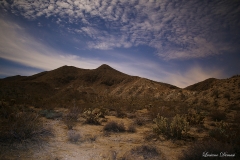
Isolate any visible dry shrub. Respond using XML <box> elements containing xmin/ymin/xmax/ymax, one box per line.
<box><xmin>212</xmin><ymin>90</ymin><xmax>219</xmax><ymax>98</ymax></box>
<box><xmin>229</xmin><ymin>104</ymin><xmax>240</xmax><ymax>111</ymax></box>
<box><xmin>224</xmin><ymin>92</ymin><xmax>231</xmax><ymax>100</ymax></box>
<box><xmin>179</xmin><ymin>140</ymin><xmax>237</xmax><ymax>160</ymax></box>
<box><xmin>66</xmin><ymin>107</ymin><xmax>82</xmax><ymax>121</ymax></box>
<box><xmin>103</xmin><ymin>121</ymin><xmax>125</xmax><ymax>132</ymax></box>
<box><xmin>0</xmin><ymin>103</ymin><xmax>52</xmax><ymax>143</ymax></box>
<box><xmin>209</xmin><ymin>121</ymin><xmax>240</xmax><ymax>147</ymax></box>
<box><xmin>39</xmin><ymin>109</ymin><xmax>62</xmax><ymax>119</ymax></box>
<box><xmin>126</xmin><ymin>113</ymin><xmax>136</xmax><ymax>119</ymax></box>
<box><xmin>143</xmin><ymin>130</ymin><xmax>158</xmax><ymax>141</ymax></box>
<box><xmin>116</xmin><ymin>109</ymin><xmax>126</xmax><ymax>118</ymax></box>
<box><xmin>67</xmin><ymin>130</ymin><xmax>80</xmax><ymax>143</ymax></box>
<box><xmin>149</xmin><ymin>106</ymin><xmax>175</xmax><ymax>120</ymax></box>
<box><xmin>234</xmin><ymin>113</ymin><xmax>240</xmax><ymax>124</ymax></box>
<box><xmin>134</xmin><ymin>116</ymin><xmax>146</xmax><ymax>126</ymax></box>
<box><xmin>63</xmin><ymin>107</ymin><xmax>82</xmax><ymax>129</ymax></box>
<box><xmin>186</xmin><ymin>110</ymin><xmax>204</xmax><ymax>125</ymax></box>
<box><xmin>122</xmin><ymin>145</ymin><xmax>165</xmax><ymax>160</ymax></box>
<box><xmin>210</xmin><ymin>110</ymin><xmax>226</xmax><ymax>121</ymax></box>
<box><xmin>84</xmin><ymin>134</ymin><xmax>97</xmax><ymax>142</ymax></box>
<box><xmin>127</xmin><ymin>123</ymin><xmax>136</xmax><ymax>133</ymax></box>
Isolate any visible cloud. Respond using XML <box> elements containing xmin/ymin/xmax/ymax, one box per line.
<box><xmin>2</xmin><ymin>0</ymin><xmax>240</xmax><ymax>59</ymax></box>
<box><xmin>0</xmin><ymin>18</ymin><xmax>102</xmax><ymax>71</ymax></box>
<box><xmin>160</xmin><ymin>66</ymin><xmax>225</xmax><ymax>88</ymax></box>
<box><xmin>0</xmin><ymin>17</ymin><xmax>226</xmax><ymax>88</ymax></box>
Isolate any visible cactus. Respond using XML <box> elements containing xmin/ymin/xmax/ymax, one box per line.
<box><xmin>153</xmin><ymin>114</ymin><xmax>189</xmax><ymax>139</ymax></box>
<box><xmin>83</xmin><ymin>108</ymin><xmax>103</xmax><ymax>125</ymax></box>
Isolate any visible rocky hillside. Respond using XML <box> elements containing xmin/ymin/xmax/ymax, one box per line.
<box><xmin>1</xmin><ymin>64</ymin><xmax>239</xmax><ymax>109</ymax></box>
<box><xmin>0</xmin><ymin>64</ymin><xmax>178</xmax><ymax>107</ymax></box>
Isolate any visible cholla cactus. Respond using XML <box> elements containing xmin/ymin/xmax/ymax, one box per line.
<box><xmin>170</xmin><ymin>114</ymin><xmax>189</xmax><ymax>139</ymax></box>
<box><xmin>83</xmin><ymin>108</ymin><xmax>102</xmax><ymax>124</ymax></box>
<box><xmin>153</xmin><ymin>114</ymin><xmax>168</xmax><ymax>135</ymax></box>
<box><xmin>153</xmin><ymin>114</ymin><xmax>189</xmax><ymax>139</ymax></box>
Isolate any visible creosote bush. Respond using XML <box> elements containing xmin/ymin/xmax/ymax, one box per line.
<box><xmin>103</xmin><ymin>121</ymin><xmax>125</xmax><ymax>132</ymax></box>
<box><xmin>153</xmin><ymin>114</ymin><xmax>189</xmax><ymax>139</ymax></box>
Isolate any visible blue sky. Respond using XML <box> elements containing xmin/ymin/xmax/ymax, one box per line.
<box><xmin>0</xmin><ymin>0</ymin><xmax>240</xmax><ymax>88</ymax></box>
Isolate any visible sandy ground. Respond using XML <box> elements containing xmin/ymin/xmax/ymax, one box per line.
<box><xmin>0</xmin><ymin>109</ymin><xmax>188</xmax><ymax>160</ymax></box>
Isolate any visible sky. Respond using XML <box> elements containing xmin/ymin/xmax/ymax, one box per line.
<box><xmin>0</xmin><ymin>0</ymin><xmax>240</xmax><ymax>88</ymax></box>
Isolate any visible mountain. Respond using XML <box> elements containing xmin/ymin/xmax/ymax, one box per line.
<box><xmin>184</xmin><ymin>78</ymin><xmax>218</xmax><ymax>91</ymax></box>
<box><xmin>1</xmin><ymin>65</ymin><xmax>239</xmax><ymax>109</ymax></box>
<box><xmin>0</xmin><ymin>64</ymin><xmax>179</xmax><ymax>107</ymax></box>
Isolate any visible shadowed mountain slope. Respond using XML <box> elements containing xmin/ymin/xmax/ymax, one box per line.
<box><xmin>184</xmin><ymin>78</ymin><xmax>218</xmax><ymax>91</ymax></box>
<box><xmin>0</xmin><ymin>64</ymin><xmax>179</xmax><ymax>107</ymax></box>
<box><xmin>1</xmin><ymin>65</ymin><xmax>239</xmax><ymax>109</ymax></box>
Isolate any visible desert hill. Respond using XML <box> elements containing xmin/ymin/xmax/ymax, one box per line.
<box><xmin>0</xmin><ymin>65</ymin><xmax>240</xmax><ymax>160</ymax></box>
<box><xmin>184</xmin><ymin>78</ymin><xmax>218</xmax><ymax>91</ymax></box>
<box><xmin>0</xmin><ymin>64</ymin><xmax>179</xmax><ymax>107</ymax></box>
<box><xmin>1</xmin><ymin>64</ymin><xmax>239</xmax><ymax>109</ymax></box>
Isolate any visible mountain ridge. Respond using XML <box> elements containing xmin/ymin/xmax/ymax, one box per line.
<box><xmin>0</xmin><ymin>64</ymin><xmax>239</xmax><ymax>109</ymax></box>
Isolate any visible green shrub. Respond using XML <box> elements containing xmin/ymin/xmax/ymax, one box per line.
<box><xmin>153</xmin><ymin>114</ymin><xmax>189</xmax><ymax>139</ymax></box>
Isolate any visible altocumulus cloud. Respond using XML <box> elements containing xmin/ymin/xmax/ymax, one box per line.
<box><xmin>0</xmin><ymin>17</ymin><xmax>225</xmax><ymax>88</ymax></box>
<box><xmin>1</xmin><ymin>0</ymin><xmax>240</xmax><ymax>60</ymax></box>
